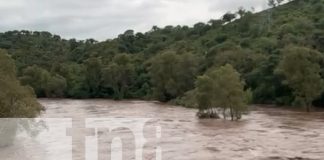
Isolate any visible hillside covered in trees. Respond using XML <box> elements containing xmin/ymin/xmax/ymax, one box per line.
<box><xmin>1</xmin><ymin>0</ymin><xmax>323</xmax><ymax>110</ymax></box>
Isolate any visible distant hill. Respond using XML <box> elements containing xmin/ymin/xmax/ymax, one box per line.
<box><xmin>0</xmin><ymin>0</ymin><xmax>323</xmax><ymax>107</ymax></box>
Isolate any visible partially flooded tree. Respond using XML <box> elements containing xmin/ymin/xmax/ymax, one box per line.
<box><xmin>195</xmin><ymin>75</ymin><xmax>218</xmax><ymax>118</ymax></box>
<box><xmin>195</xmin><ymin>64</ymin><xmax>248</xmax><ymax>120</ymax></box>
<box><xmin>276</xmin><ymin>46</ymin><xmax>324</xmax><ymax>112</ymax></box>
<box><xmin>0</xmin><ymin>49</ymin><xmax>44</xmax><ymax>147</ymax></box>
<box><xmin>0</xmin><ymin>49</ymin><xmax>43</xmax><ymax>118</ymax></box>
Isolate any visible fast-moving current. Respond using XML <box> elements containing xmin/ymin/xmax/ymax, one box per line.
<box><xmin>1</xmin><ymin>99</ymin><xmax>324</xmax><ymax>160</ymax></box>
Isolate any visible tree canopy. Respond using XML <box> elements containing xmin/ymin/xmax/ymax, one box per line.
<box><xmin>0</xmin><ymin>0</ymin><xmax>323</xmax><ymax>118</ymax></box>
<box><xmin>276</xmin><ymin>46</ymin><xmax>324</xmax><ymax>111</ymax></box>
<box><xmin>195</xmin><ymin>64</ymin><xmax>248</xmax><ymax>120</ymax></box>
<box><xmin>0</xmin><ymin>50</ymin><xmax>43</xmax><ymax>118</ymax></box>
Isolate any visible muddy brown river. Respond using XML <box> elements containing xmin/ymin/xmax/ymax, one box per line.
<box><xmin>1</xmin><ymin>99</ymin><xmax>324</xmax><ymax>160</ymax></box>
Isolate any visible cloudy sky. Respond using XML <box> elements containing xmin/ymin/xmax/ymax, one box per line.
<box><xmin>0</xmin><ymin>0</ymin><xmax>270</xmax><ymax>41</ymax></box>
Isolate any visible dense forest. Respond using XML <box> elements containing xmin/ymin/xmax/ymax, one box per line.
<box><xmin>0</xmin><ymin>49</ymin><xmax>43</xmax><ymax>118</ymax></box>
<box><xmin>1</xmin><ymin>0</ymin><xmax>324</xmax><ymax>115</ymax></box>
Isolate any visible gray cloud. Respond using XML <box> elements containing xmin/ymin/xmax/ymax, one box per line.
<box><xmin>0</xmin><ymin>0</ymin><xmax>270</xmax><ymax>41</ymax></box>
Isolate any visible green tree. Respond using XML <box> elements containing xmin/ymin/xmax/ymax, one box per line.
<box><xmin>214</xmin><ymin>49</ymin><xmax>264</xmax><ymax>75</ymax></box>
<box><xmin>0</xmin><ymin>50</ymin><xmax>44</xmax><ymax>147</ymax></box>
<box><xmin>237</xmin><ymin>7</ymin><xmax>247</xmax><ymax>18</ymax></box>
<box><xmin>84</xmin><ymin>57</ymin><xmax>103</xmax><ymax>97</ymax></box>
<box><xmin>44</xmin><ymin>74</ymin><xmax>67</xmax><ymax>98</ymax></box>
<box><xmin>222</xmin><ymin>12</ymin><xmax>237</xmax><ymax>23</ymax></box>
<box><xmin>102</xmin><ymin>54</ymin><xmax>135</xmax><ymax>99</ymax></box>
<box><xmin>276</xmin><ymin>46</ymin><xmax>324</xmax><ymax>112</ymax></box>
<box><xmin>148</xmin><ymin>52</ymin><xmax>179</xmax><ymax>101</ymax></box>
<box><xmin>268</xmin><ymin>0</ymin><xmax>284</xmax><ymax>8</ymax></box>
<box><xmin>20</xmin><ymin>65</ymin><xmax>68</xmax><ymax>98</ymax></box>
<box><xmin>147</xmin><ymin>51</ymin><xmax>198</xmax><ymax>101</ymax></box>
<box><xmin>268</xmin><ymin>0</ymin><xmax>276</xmax><ymax>8</ymax></box>
<box><xmin>20</xmin><ymin>65</ymin><xmax>51</xmax><ymax>97</ymax></box>
<box><xmin>195</xmin><ymin>64</ymin><xmax>248</xmax><ymax>120</ymax></box>
<box><xmin>195</xmin><ymin>75</ymin><xmax>217</xmax><ymax>118</ymax></box>
<box><xmin>247</xmin><ymin>55</ymin><xmax>293</xmax><ymax>105</ymax></box>
<box><xmin>208</xmin><ymin>19</ymin><xmax>223</xmax><ymax>28</ymax></box>
<box><xmin>0</xmin><ymin>50</ymin><xmax>43</xmax><ymax>118</ymax></box>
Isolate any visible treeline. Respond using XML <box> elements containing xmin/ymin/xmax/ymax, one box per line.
<box><xmin>1</xmin><ymin>0</ymin><xmax>324</xmax><ymax>111</ymax></box>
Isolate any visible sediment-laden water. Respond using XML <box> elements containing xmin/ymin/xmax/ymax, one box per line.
<box><xmin>0</xmin><ymin>99</ymin><xmax>324</xmax><ymax>160</ymax></box>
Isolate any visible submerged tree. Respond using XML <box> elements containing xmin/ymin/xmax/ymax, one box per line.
<box><xmin>195</xmin><ymin>74</ymin><xmax>218</xmax><ymax>118</ymax></box>
<box><xmin>0</xmin><ymin>50</ymin><xmax>44</xmax><ymax>147</ymax></box>
<box><xmin>276</xmin><ymin>46</ymin><xmax>324</xmax><ymax>112</ymax></box>
<box><xmin>195</xmin><ymin>64</ymin><xmax>248</xmax><ymax>120</ymax></box>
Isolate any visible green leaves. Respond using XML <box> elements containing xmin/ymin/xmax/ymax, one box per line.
<box><xmin>1</xmin><ymin>0</ymin><xmax>324</xmax><ymax>109</ymax></box>
<box><xmin>195</xmin><ymin>64</ymin><xmax>248</xmax><ymax>120</ymax></box>
<box><xmin>102</xmin><ymin>54</ymin><xmax>135</xmax><ymax>99</ymax></box>
<box><xmin>0</xmin><ymin>50</ymin><xmax>43</xmax><ymax>118</ymax></box>
<box><xmin>20</xmin><ymin>65</ymin><xmax>51</xmax><ymax>97</ymax></box>
<box><xmin>20</xmin><ymin>65</ymin><xmax>67</xmax><ymax>98</ymax></box>
<box><xmin>222</xmin><ymin>12</ymin><xmax>237</xmax><ymax>23</ymax></box>
<box><xmin>276</xmin><ymin>46</ymin><xmax>324</xmax><ymax>111</ymax></box>
<box><xmin>85</xmin><ymin>57</ymin><xmax>103</xmax><ymax>97</ymax></box>
<box><xmin>147</xmin><ymin>51</ymin><xmax>199</xmax><ymax>101</ymax></box>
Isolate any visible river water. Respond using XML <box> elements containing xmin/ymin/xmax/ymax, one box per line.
<box><xmin>1</xmin><ymin>99</ymin><xmax>324</xmax><ymax>160</ymax></box>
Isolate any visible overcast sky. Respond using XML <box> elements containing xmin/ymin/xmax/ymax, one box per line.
<box><xmin>0</xmin><ymin>0</ymin><xmax>270</xmax><ymax>41</ymax></box>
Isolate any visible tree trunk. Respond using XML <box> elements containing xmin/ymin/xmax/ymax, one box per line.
<box><xmin>306</xmin><ymin>105</ymin><xmax>311</xmax><ymax>112</ymax></box>
<box><xmin>306</xmin><ymin>100</ymin><xmax>312</xmax><ymax>112</ymax></box>
<box><xmin>230</xmin><ymin>107</ymin><xmax>234</xmax><ymax>121</ymax></box>
<box><xmin>223</xmin><ymin>108</ymin><xmax>226</xmax><ymax>120</ymax></box>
